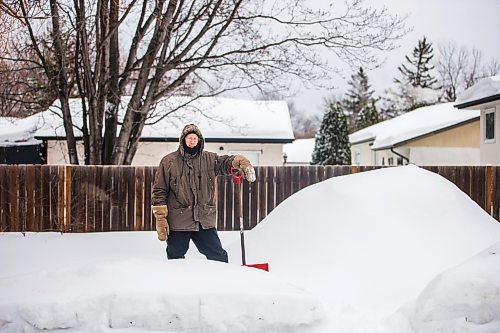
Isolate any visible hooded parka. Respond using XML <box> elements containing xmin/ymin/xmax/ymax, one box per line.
<box><xmin>152</xmin><ymin>124</ymin><xmax>235</xmax><ymax>231</ymax></box>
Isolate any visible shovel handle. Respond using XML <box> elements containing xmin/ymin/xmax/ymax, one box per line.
<box><xmin>231</xmin><ymin>166</ymin><xmax>246</xmax><ymax>265</ymax></box>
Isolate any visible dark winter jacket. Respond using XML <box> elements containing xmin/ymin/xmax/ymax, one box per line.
<box><xmin>152</xmin><ymin>124</ymin><xmax>235</xmax><ymax>231</ymax></box>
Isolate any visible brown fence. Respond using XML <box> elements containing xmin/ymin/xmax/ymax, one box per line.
<box><xmin>0</xmin><ymin>165</ymin><xmax>499</xmax><ymax>233</ymax></box>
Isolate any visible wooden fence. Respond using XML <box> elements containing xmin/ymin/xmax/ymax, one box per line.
<box><xmin>0</xmin><ymin>165</ymin><xmax>499</xmax><ymax>233</ymax></box>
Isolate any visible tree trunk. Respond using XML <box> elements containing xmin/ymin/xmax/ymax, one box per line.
<box><xmin>103</xmin><ymin>0</ymin><xmax>120</xmax><ymax>165</ymax></box>
<box><xmin>112</xmin><ymin>0</ymin><xmax>176</xmax><ymax>165</ymax></box>
<box><xmin>50</xmin><ymin>0</ymin><xmax>79</xmax><ymax>164</ymax></box>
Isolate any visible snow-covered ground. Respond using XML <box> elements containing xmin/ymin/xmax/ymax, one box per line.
<box><xmin>1</xmin><ymin>165</ymin><xmax>500</xmax><ymax>332</ymax></box>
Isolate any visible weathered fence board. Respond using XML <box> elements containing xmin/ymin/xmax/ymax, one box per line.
<box><xmin>224</xmin><ymin>175</ymin><xmax>233</xmax><ymax>231</ymax></box>
<box><xmin>0</xmin><ymin>165</ymin><xmax>499</xmax><ymax>232</ymax></box>
<box><xmin>9</xmin><ymin>166</ymin><xmax>19</xmax><ymax>232</ymax></box>
<box><xmin>25</xmin><ymin>165</ymin><xmax>36</xmax><ymax>231</ymax></box>
<box><xmin>143</xmin><ymin>167</ymin><xmax>154</xmax><ymax>231</ymax></box>
<box><xmin>266</xmin><ymin>167</ymin><xmax>276</xmax><ymax>216</ymax></box>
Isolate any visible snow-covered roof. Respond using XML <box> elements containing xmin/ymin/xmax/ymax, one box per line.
<box><xmin>28</xmin><ymin>96</ymin><xmax>294</xmax><ymax>142</ymax></box>
<box><xmin>283</xmin><ymin>138</ymin><xmax>315</xmax><ymax>164</ymax></box>
<box><xmin>0</xmin><ymin>117</ymin><xmax>42</xmax><ymax>146</ymax></box>
<box><xmin>455</xmin><ymin>76</ymin><xmax>500</xmax><ymax>109</ymax></box>
<box><xmin>349</xmin><ymin>102</ymin><xmax>479</xmax><ymax>150</ymax></box>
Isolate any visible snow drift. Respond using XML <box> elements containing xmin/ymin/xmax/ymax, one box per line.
<box><xmin>230</xmin><ymin>165</ymin><xmax>500</xmax><ymax>330</ymax></box>
<box><xmin>2</xmin><ymin>165</ymin><xmax>500</xmax><ymax>332</ymax></box>
<box><xmin>399</xmin><ymin>241</ymin><xmax>500</xmax><ymax>332</ymax></box>
<box><xmin>0</xmin><ymin>258</ymin><xmax>324</xmax><ymax>332</ymax></box>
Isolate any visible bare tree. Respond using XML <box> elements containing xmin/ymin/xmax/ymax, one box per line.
<box><xmin>436</xmin><ymin>41</ymin><xmax>500</xmax><ymax>102</ymax></box>
<box><xmin>4</xmin><ymin>0</ymin><xmax>406</xmax><ymax>165</ymax></box>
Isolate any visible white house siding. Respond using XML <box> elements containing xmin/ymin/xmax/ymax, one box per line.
<box><xmin>351</xmin><ymin>141</ymin><xmax>373</xmax><ymax>165</ymax></box>
<box><xmin>46</xmin><ymin>140</ymin><xmax>86</xmax><ymax>165</ymax></box>
<box><xmin>352</xmin><ymin>141</ymin><xmax>403</xmax><ymax>166</ymax></box>
<box><xmin>134</xmin><ymin>141</ymin><xmax>284</xmax><ymax>166</ymax></box>
<box><xmin>46</xmin><ymin>140</ymin><xmax>285</xmax><ymax>166</ymax></box>
<box><xmin>374</xmin><ymin>148</ymin><xmax>409</xmax><ymax>166</ymax></box>
<box><xmin>368</xmin><ymin>146</ymin><xmax>480</xmax><ymax>166</ymax></box>
<box><xmin>480</xmin><ymin>105</ymin><xmax>500</xmax><ymax>165</ymax></box>
<box><xmin>408</xmin><ymin>147</ymin><xmax>480</xmax><ymax>165</ymax></box>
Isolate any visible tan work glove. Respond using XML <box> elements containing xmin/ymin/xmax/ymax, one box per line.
<box><xmin>232</xmin><ymin>155</ymin><xmax>256</xmax><ymax>182</ymax></box>
<box><xmin>152</xmin><ymin>205</ymin><xmax>169</xmax><ymax>241</ymax></box>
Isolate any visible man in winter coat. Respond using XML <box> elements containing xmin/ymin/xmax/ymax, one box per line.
<box><xmin>152</xmin><ymin>124</ymin><xmax>256</xmax><ymax>262</ymax></box>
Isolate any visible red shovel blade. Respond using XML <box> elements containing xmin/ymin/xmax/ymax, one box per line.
<box><xmin>244</xmin><ymin>263</ymin><xmax>269</xmax><ymax>271</ymax></box>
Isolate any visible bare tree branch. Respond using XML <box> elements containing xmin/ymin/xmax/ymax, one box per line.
<box><xmin>4</xmin><ymin>0</ymin><xmax>407</xmax><ymax>165</ymax></box>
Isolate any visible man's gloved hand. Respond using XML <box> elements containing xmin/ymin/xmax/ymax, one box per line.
<box><xmin>232</xmin><ymin>155</ymin><xmax>256</xmax><ymax>182</ymax></box>
<box><xmin>152</xmin><ymin>205</ymin><xmax>169</xmax><ymax>241</ymax></box>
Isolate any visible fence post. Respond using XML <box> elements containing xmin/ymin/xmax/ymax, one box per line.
<box><xmin>486</xmin><ymin>164</ymin><xmax>494</xmax><ymax>216</ymax></box>
<box><xmin>65</xmin><ymin>165</ymin><xmax>72</xmax><ymax>231</ymax></box>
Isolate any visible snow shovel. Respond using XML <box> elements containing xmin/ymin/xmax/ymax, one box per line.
<box><xmin>230</xmin><ymin>166</ymin><xmax>269</xmax><ymax>272</ymax></box>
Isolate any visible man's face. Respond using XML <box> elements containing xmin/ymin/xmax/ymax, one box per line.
<box><xmin>185</xmin><ymin>133</ymin><xmax>199</xmax><ymax>148</ymax></box>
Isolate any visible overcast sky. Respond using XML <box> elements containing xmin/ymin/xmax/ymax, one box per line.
<box><xmin>291</xmin><ymin>0</ymin><xmax>500</xmax><ymax>115</ymax></box>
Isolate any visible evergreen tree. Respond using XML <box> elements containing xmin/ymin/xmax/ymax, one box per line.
<box><xmin>311</xmin><ymin>99</ymin><xmax>351</xmax><ymax>165</ymax></box>
<box><xmin>378</xmin><ymin>84</ymin><xmax>440</xmax><ymax>118</ymax></box>
<box><xmin>395</xmin><ymin>36</ymin><xmax>437</xmax><ymax>88</ymax></box>
<box><xmin>355</xmin><ymin>100</ymin><xmax>379</xmax><ymax>130</ymax></box>
<box><xmin>344</xmin><ymin>67</ymin><xmax>379</xmax><ymax>132</ymax></box>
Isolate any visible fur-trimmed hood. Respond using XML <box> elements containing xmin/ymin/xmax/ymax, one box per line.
<box><xmin>179</xmin><ymin>123</ymin><xmax>205</xmax><ymax>157</ymax></box>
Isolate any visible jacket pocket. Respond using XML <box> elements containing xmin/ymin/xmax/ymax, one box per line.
<box><xmin>198</xmin><ymin>204</ymin><xmax>217</xmax><ymax>229</ymax></box>
<box><xmin>168</xmin><ymin>206</ymin><xmax>196</xmax><ymax>230</ymax></box>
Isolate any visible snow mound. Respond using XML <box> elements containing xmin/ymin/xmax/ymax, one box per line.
<box><xmin>0</xmin><ymin>259</ymin><xmax>325</xmax><ymax>333</ymax></box>
<box><xmin>231</xmin><ymin>165</ymin><xmax>500</xmax><ymax>325</ymax></box>
<box><xmin>400</xmin><ymin>241</ymin><xmax>500</xmax><ymax>332</ymax></box>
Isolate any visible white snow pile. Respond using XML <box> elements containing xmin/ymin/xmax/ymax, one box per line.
<box><xmin>399</xmin><ymin>242</ymin><xmax>500</xmax><ymax>333</ymax></box>
<box><xmin>231</xmin><ymin>165</ymin><xmax>500</xmax><ymax>331</ymax></box>
<box><xmin>2</xmin><ymin>165</ymin><xmax>500</xmax><ymax>332</ymax></box>
<box><xmin>0</xmin><ymin>257</ymin><xmax>322</xmax><ymax>333</ymax></box>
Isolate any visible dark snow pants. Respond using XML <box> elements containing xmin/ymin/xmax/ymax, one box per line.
<box><xmin>166</xmin><ymin>226</ymin><xmax>228</xmax><ymax>263</ymax></box>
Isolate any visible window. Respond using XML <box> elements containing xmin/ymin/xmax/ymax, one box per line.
<box><xmin>485</xmin><ymin>108</ymin><xmax>495</xmax><ymax>142</ymax></box>
<box><xmin>387</xmin><ymin>157</ymin><xmax>394</xmax><ymax>165</ymax></box>
<box><xmin>229</xmin><ymin>150</ymin><xmax>260</xmax><ymax>166</ymax></box>
<box><xmin>354</xmin><ymin>149</ymin><xmax>360</xmax><ymax>165</ymax></box>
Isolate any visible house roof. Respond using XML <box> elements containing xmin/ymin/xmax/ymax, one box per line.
<box><xmin>455</xmin><ymin>76</ymin><xmax>500</xmax><ymax>109</ymax></box>
<box><xmin>349</xmin><ymin>102</ymin><xmax>479</xmax><ymax>150</ymax></box>
<box><xmin>0</xmin><ymin>117</ymin><xmax>42</xmax><ymax>146</ymax></box>
<box><xmin>28</xmin><ymin>96</ymin><xmax>295</xmax><ymax>143</ymax></box>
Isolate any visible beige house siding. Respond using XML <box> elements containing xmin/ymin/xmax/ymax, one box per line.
<box><xmin>351</xmin><ymin>120</ymin><xmax>481</xmax><ymax>166</ymax></box>
<box><xmin>46</xmin><ymin>140</ymin><xmax>285</xmax><ymax>166</ymax></box>
<box><xmin>480</xmin><ymin>104</ymin><xmax>500</xmax><ymax>164</ymax></box>
<box><xmin>405</xmin><ymin>120</ymin><xmax>479</xmax><ymax>148</ymax></box>
<box><xmin>404</xmin><ymin>120</ymin><xmax>480</xmax><ymax>165</ymax></box>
